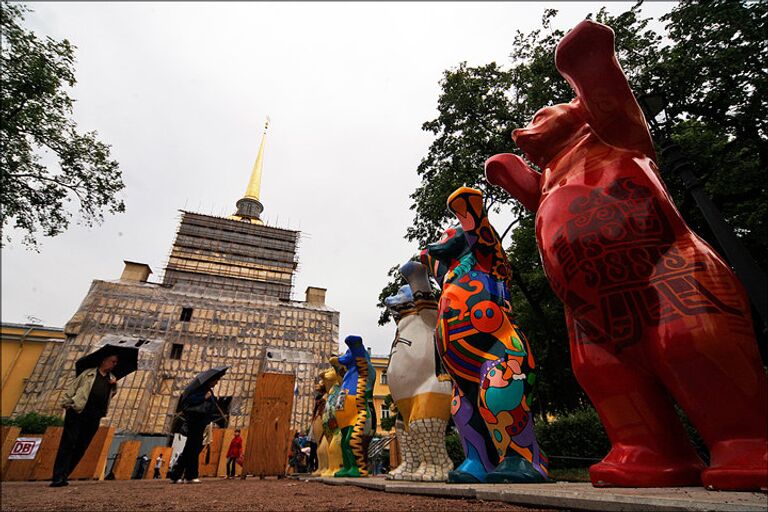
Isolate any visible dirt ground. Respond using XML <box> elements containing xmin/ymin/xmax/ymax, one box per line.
<box><xmin>1</xmin><ymin>478</ymin><xmax>556</xmax><ymax>512</ymax></box>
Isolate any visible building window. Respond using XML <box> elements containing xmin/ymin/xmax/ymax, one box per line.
<box><xmin>179</xmin><ymin>307</ymin><xmax>193</xmax><ymax>322</ymax></box>
<box><xmin>170</xmin><ymin>343</ymin><xmax>183</xmax><ymax>360</ymax></box>
<box><xmin>380</xmin><ymin>371</ymin><xmax>388</xmax><ymax>385</ymax></box>
<box><xmin>380</xmin><ymin>407</ymin><xmax>390</xmax><ymax>419</ymax></box>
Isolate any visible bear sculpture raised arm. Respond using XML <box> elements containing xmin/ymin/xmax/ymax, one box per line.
<box><xmin>485</xmin><ymin>19</ymin><xmax>768</xmax><ymax>491</ymax></box>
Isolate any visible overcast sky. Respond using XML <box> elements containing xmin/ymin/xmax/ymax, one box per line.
<box><xmin>2</xmin><ymin>1</ymin><xmax>675</xmax><ymax>356</ymax></box>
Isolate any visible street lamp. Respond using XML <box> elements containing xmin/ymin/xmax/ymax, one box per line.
<box><xmin>637</xmin><ymin>93</ymin><xmax>768</xmax><ymax>338</ymax></box>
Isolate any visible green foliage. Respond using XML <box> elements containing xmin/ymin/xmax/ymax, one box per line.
<box><xmin>378</xmin><ymin>0</ymin><xmax>768</xmax><ymax>415</ymax></box>
<box><xmin>548</xmin><ymin>467</ymin><xmax>591</xmax><ymax>482</ymax></box>
<box><xmin>444</xmin><ymin>431</ymin><xmax>463</xmax><ymax>469</ymax></box>
<box><xmin>2</xmin><ymin>411</ymin><xmax>64</xmax><ymax>434</ymax></box>
<box><xmin>407</xmin><ymin>61</ymin><xmax>519</xmax><ymax>247</ymax></box>
<box><xmin>376</xmin><ymin>265</ymin><xmax>408</xmax><ymax>326</ymax></box>
<box><xmin>379</xmin><ymin>394</ymin><xmax>396</xmax><ymax>432</ymax></box>
<box><xmin>0</xmin><ymin>1</ymin><xmax>124</xmax><ymax>250</ymax></box>
<box><xmin>534</xmin><ymin>407</ymin><xmax>611</xmax><ymax>468</ymax></box>
<box><xmin>655</xmin><ymin>0</ymin><xmax>768</xmax><ymax>271</ymax></box>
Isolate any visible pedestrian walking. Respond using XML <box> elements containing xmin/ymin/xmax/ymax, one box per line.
<box><xmin>133</xmin><ymin>454</ymin><xmax>149</xmax><ymax>479</ymax></box>
<box><xmin>167</xmin><ymin>451</ymin><xmax>180</xmax><ymax>480</ymax></box>
<box><xmin>225</xmin><ymin>429</ymin><xmax>243</xmax><ymax>479</ymax></box>
<box><xmin>50</xmin><ymin>345</ymin><xmax>138</xmax><ymax>488</ymax></box>
<box><xmin>307</xmin><ymin>438</ymin><xmax>318</xmax><ymax>472</ymax></box>
<box><xmin>169</xmin><ymin>366</ymin><xmax>228</xmax><ymax>484</ymax></box>
<box><xmin>289</xmin><ymin>431</ymin><xmax>304</xmax><ymax>473</ymax></box>
<box><xmin>153</xmin><ymin>453</ymin><xmax>164</xmax><ymax>479</ymax></box>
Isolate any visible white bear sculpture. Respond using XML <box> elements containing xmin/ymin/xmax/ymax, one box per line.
<box><xmin>385</xmin><ymin>261</ymin><xmax>454</xmax><ymax>481</ymax></box>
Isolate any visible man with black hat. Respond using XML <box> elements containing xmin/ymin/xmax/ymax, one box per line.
<box><xmin>50</xmin><ymin>353</ymin><xmax>118</xmax><ymax>487</ymax></box>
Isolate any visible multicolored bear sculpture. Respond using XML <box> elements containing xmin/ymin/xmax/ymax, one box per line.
<box><xmin>421</xmin><ymin>187</ymin><xmax>548</xmax><ymax>484</ymax></box>
<box><xmin>334</xmin><ymin>335</ymin><xmax>376</xmax><ymax>478</ymax></box>
<box><xmin>313</xmin><ymin>362</ymin><xmax>345</xmax><ymax>477</ymax></box>
<box><xmin>484</xmin><ymin>20</ymin><xmax>768</xmax><ymax>490</ymax></box>
<box><xmin>384</xmin><ymin>261</ymin><xmax>454</xmax><ymax>481</ymax></box>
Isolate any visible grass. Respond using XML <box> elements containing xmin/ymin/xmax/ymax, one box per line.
<box><xmin>548</xmin><ymin>467</ymin><xmax>591</xmax><ymax>482</ymax></box>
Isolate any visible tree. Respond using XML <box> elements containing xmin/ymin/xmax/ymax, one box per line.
<box><xmin>654</xmin><ymin>0</ymin><xmax>767</xmax><ymax>271</ymax></box>
<box><xmin>0</xmin><ymin>1</ymin><xmax>124</xmax><ymax>249</ymax></box>
<box><xmin>378</xmin><ymin>0</ymin><xmax>768</xmax><ymax>417</ymax></box>
<box><xmin>379</xmin><ymin>394</ymin><xmax>396</xmax><ymax>432</ymax></box>
<box><xmin>376</xmin><ymin>265</ymin><xmax>408</xmax><ymax>326</ymax></box>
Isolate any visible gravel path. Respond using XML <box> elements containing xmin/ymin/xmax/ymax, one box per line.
<box><xmin>1</xmin><ymin>478</ymin><xmax>555</xmax><ymax>512</ymax></box>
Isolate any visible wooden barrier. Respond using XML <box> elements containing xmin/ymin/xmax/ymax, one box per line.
<box><xmin>216</xmin><ymin>428</ymin><xmax>248</xmax><ymax>477</ymax></box>
<box><xmin>1</xmin><ymin>426</ymin><xmax>19</xmax><ymax>447</ymax></box>
<box><xmin>2</xmin><ymin>433</ymin><xmax>43</xmax><ymax>481</ymax></box>
<box><xmin>143</xmin><ymin>446</ymin><xmax>172</xmax><ymax>479</ymax></box>
<box><xmin>110</xmin><ymin>440</ymin><xmax>141</xmax><ymax>480</ymax></box>
<box><xmin>69</xmin><ymin>426</ymin><xmax>114</xmax><ymax>480</ymax></box>
<box><xmin>0</xmin><ymin>426</ymin><xmax>22</xmax><ymax>480</ymax></box>
<box><xmin>198</xmin><ymin>427</ymin><xmax>224</xmax><ymax>477</ymax></box>
<box><xmin>30</xmin><ymin>426</ymin><xmax>64</xmax><ymax>481</ymax></box>
<box><xmin>389</xmin><ymin>432</ymin><xmax>401</xmax><ymax>471</ymax></box>
<box><xmin>243</xmin><ymin>373</ymin><xmax>295</xmax><ymax>477</ymax></box>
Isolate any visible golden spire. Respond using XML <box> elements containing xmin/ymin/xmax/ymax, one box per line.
<box><xmin>244</xmin><ymin>117</ymin><xmax>269</xmax><ymax>200</ymax></box>
<box><xmin>229</xmin><ymin>116</ymin><xmax>270</xmax><ymax>224</ymax></box>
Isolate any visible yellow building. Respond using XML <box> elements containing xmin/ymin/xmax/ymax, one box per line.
<box><xmin>1</xmin><ymin>323</ymin><xmax>65</xmax><ymax>417</ymax></box>
<box><xmin>369</xmin><ymin>354</ymin><xmax>392</xmax><ymax>435</ymax></box>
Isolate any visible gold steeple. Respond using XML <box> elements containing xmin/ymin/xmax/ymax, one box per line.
<box><xmin>229</xmin><ymin>117</ymin><xmax>270</xmax><ymax>225</ymax></box>
<box><xmin>244</xmin><ymin>117</ymin><xmax>269</xmax><ymax>200</ymax></box>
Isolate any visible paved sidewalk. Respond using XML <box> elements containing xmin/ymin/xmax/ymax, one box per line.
<box><xmin>309</xmin><ymin>476</ymin><xmax>768</xmax><ymax>512</ymax></box>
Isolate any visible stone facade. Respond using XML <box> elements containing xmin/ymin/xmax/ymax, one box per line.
<box><xmin>13</xmin><ymin>212</ymin><xmax>339</xmax><ymax>434</ymax></box>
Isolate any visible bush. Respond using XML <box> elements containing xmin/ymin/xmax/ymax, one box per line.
<box><xmin>534</xmin><ymin>407</ymin><xmax>610</xmax><ymax>468</ymax></box>
<box><xmin>2</xmin><ymin>412</ymin><xmax>64</xmax><ymax>434</ymax></box>
<box><xmin>444</xmin><ymin>431</ymin><xmax>463</xmax><ymax>469</ymax></box>
<box><xmin>442</xmin><ymin>405</ymin><xmax>709</xmax><ymax>472</ymax></box>
<box><xmin>444</xmin><ymin>409</ymin><xmax>609</xmax><ymax>470</ymax></box>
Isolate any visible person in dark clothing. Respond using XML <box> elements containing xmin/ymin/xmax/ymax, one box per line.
<box><xmin>290</xmin><ymin>431</ymin><xmax>305</xmax><ymax>473</ymax></box>
<box><xmin>50</xmin><ymin>354</ymin><xmax>118</xmax><ymax>487</ymax></box>
<box><xmin>307</xmin><ymin>439</ymin><xmax>318</xmax><ymax>473</ymax></box>
<box><xmin>169</xmin><ymin>378</ymin><xmax>220</xmax><ymax>484</ymax></box>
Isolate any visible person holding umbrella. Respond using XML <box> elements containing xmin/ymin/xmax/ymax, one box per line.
<box><xmin>170</xmin><ymin>366</ymin><xmax>228</xmax><ymax>484</ymax></box>
<box><xmin>50</xmin><ymin>344</ymin><xmax>138</xmax><ymax>487</ymax></box>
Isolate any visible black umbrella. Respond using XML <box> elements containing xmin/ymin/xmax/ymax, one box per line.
<box><xmin>180</xmin><ymin>366</ymin><xmax>229</xmax><ymax>402</ymax></box>
<box><xmin>75</xmin><ymin>343</ymin><xmax>139</xmax><ymax>380</ymax></box>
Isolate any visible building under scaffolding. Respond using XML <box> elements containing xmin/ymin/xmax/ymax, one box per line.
<box><xmin>13</xmin><ymin>120</ymin><xmax>339</xmax><ymax>434</ymax></box>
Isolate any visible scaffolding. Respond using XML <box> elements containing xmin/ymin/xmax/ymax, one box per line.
<box><xmin>162</xmin><ymin>211</ymin><xmax>300</xmax><ymax>300</ymax></box>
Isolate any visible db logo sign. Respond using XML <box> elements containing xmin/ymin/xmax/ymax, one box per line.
<box><xmin>8</xmin><ymin>437</ymin><xmax>42</xmax><ymax>460</ymax></box>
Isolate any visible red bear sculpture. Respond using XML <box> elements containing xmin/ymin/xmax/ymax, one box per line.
<box><xmin>485</xmin><ymin>20</ymin><xmax>767</xmax><ymax>490</ymax></box>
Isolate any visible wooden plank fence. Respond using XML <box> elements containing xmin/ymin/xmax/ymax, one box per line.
<box><xmin>243</xmin><ymin>373</ymin><xmax>295</xmax><ymax>477</ymax></box>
